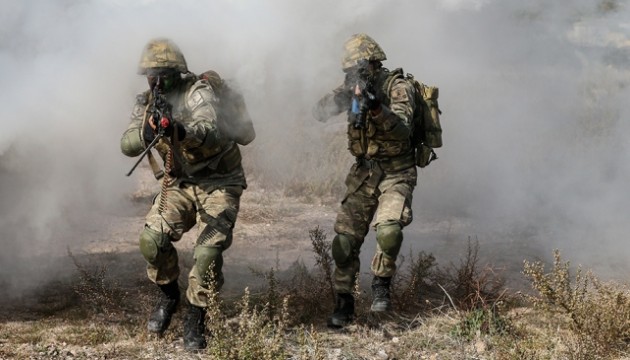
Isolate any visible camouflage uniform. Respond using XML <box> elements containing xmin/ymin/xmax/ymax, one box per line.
<box><xmin>121</xmin><ymin>38</ymin><xmax>254</xmax><ymax>349</ymax></box>
<box><xmin>315</xmin><ymin>72</ymin><xmax>417</xmax><ymax>293</ymax></box>
<box><xmin>124</xmin><ymin>76</ymin><xmax>247</xmax><ymax>305</ymax></box>
<box><xmin>313</xmin><ymin>34</ymin><xmax>417</xmax><ymax>324</ymax></box>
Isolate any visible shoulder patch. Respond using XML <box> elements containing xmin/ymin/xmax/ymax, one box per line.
<box><xmin>390</xmin><ymin>79</ymin><xmax>411</xmax><ymax>103</ymax></box>
<box><xmin>186</xmin><ymin>80</ymin><xmax>217</xmax><ymax>111</ymax></box>
<box><xmin>131</xmin><ymin>102</ymin><xmax>146</xmax><ymax>119</ymax></box>
<box><xmin>135</xmin><ymin>91</ymin><xmax>149</xmax><ymax>106</ymax></box>
<box><xmin>392</xmin><ymin>88</ymin><xmax>409</xmax><ymax>102</ymax></box>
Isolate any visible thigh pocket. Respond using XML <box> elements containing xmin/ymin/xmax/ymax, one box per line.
<box><xmin>376</xmin><ymin>187</ymin><xmax>413</xmax><ymax>227</ymax></box>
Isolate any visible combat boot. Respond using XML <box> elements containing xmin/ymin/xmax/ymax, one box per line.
<box><xmin>147</xmin><ymin>281</ymin><xmax>180</xmax><ymax>334</ymax></box>
<box><xmin>327</xmin><ymin>293</ymin><xmax>354</xmax><ymax>328</ymax></box>
<box><xmin>183</xmin><ymin>303</ymin><xmax>207</xmax><ymax>351</ymax></box>
<box><xmin>371</xmin><ymin>276</ymin><xmax>392</xmax><ymax>312</ymax></box>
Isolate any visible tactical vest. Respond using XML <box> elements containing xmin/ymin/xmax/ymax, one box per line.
<box><xmin>346</xmin><ymin>69</ymin><xmax>414</xmax><ymax>160</ymax></box>
<box><xmin>383</xmin><ymin>68</ymin><xmax>442</xmax><ymax>149</ymax></box>
<box><xmin>382</xmin><ymin>68</ymin><xmax>442</xmax><ymax>168</ymax></box>
<box><xmin>148</xmin><ymin>77</ymin><xmax>241</xmax><ymax>178</ymax></box>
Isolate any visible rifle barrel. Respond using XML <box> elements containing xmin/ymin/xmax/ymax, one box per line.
<box><xmin>125</xmin><ymin>133</ymin><xmax>162</xmax><ymax>176</ymax></box>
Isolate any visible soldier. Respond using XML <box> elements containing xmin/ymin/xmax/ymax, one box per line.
<box><xmin>120</xmin><ymin>38</ymin><xmax>254</xmax><ymax>350</ymax></box>
<box><xmin>313</xmin><ymin>33</ymin><xmax>418</xmax><ymax>327</ymax></box>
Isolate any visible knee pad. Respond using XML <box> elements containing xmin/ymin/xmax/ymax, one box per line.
<box><xmin>194</xmin><ymin>245</ymin><xmax>223</xmax><ymax>281</ymax></box>
<box><xmin>139</xmin><ymin>227</ymin><xmax>173</xmax><ymax>264</ymax></box>
<box><xmin>376</xmin><ymin>221</ymin><xmax>403</xmax><ymax>258</ymax></box>
<box><xmin>332</xmin><ymin>234</ymin><xmax>357</xmax><ymax>265</ymax></box>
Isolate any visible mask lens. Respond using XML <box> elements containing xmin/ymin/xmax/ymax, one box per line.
<box><xmin>146</xmin><ymin>68</ymin><xmax>178</xmax><ymax>90</ymax></box>
<box><xmin>147</xmin><ymin>75</ymin><xmax>159</xmax><ymax>89</ymax></box>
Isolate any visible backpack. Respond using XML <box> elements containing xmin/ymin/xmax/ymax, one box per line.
<box><xmin>199</xmin><ymin>70</ymin><xmax>256</xmax><ymax>146</ymax></box>
<box><xmin>384</xmin><ymin>69</ymin><xmax>442</xmax><ymax>168</ymax></box>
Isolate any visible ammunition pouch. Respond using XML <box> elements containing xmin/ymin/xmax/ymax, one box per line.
<box><xmin>189</xmin><ymin>144</ymin><xmax>242</xmax><ymax>177</ymax></box>
<box><xmin>217</xmin><ymin>144</ymin><xmax>242</xmax><ymax>173</ymax></box>
<box><xmin>415</xmin><ymin>144</ymin><xmax>437</xmax><ymax>168</ymax></box>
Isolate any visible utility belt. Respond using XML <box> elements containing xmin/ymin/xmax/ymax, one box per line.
<box><xmin>147</xmin><ymin>143</ymin><xmax>241</xmax><ymax>180</ymax></box>
<box><xmin>189</xmin><ymin>144</ymin><xmax>242</xmax><ymax>177</ymax></box>
<box><xmin>355</xmin><ymin>151</ymin><xmax>415</xmax><ymax>172</ymax></box>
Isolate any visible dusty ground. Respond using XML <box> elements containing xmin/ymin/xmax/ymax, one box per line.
<box><xmin>0</xmin><ymin>167</ymin><xmax>628</xmax><ymax>360</ymax></box>
<box><xmin>0</xmin><ymin>159</ymin><xmax>551</xmax><ymax>313</ymax></box>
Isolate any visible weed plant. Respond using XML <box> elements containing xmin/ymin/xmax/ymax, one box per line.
<box><xmin>67</xmin><ymin>248</ymin><xmax>128</xmax><ymax>318</ymax></box>
<box><xmin>524</xmin><ymin>249</ymin><xmax>630</xmax><ymax>358</ymax></box>
<box><xmin>59</xmin><ymin>231</ymin><xmax>630</xmax><ymax>358</ymax></box>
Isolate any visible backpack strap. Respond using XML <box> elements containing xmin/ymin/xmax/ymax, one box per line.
<box><xmin>199</xmin><ymin>70</ymin><xmax>224</xmax><ymax>92</ymax></box>
<box><xmin>381</xmin><ymin>68</ymin><xmax>405</xmax><ymax>101</ymax></box>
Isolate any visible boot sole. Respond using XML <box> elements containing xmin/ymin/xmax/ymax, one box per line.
<box><xmin>327</xmin><ymin>316</ymin><xmax>352</xmax><ymax>328</ymax></box>
<box><xmin>147</xmin><ymin>298</ymin><xmax>179</xmax><ymax>334</ymax></box>
<box><xmin>184</xmin><ymin>339</ymin><xmax>207</xmax><ymax>351</ymax></box>
<box><xmin>147</xmin><ymin>321</ymin><xmax>170</xmax><ymax>334</ymax></box>
<box><xmin>370</xmin><ymin>303</ymin><xmax>392</xmax><ymax>312</ymax></box>
<box><xmin>147</xmin><ymin>314</ymin><xmax>174</xmax><ymax>334</ymax></box>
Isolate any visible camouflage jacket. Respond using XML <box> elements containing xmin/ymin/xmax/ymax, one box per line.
<box><xmin>121</xmin><ymin>76</ymin><xmax>245</xmax><ymax>187</ymax></box>
<box><xmin>313</xmin><ymin>68</ymin><xmax>415</xmax><ymax>161</ymax></box>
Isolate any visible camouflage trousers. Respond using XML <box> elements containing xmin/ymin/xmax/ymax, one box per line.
<box><xmin>333</xmin><ymin>162</ymin><xmax>417</xmax><ymax>293</ymax></box>
<box><xmin>143</xmin><ymin>181</ymin><xmax>242</xmax><ymax>307</ymax></box>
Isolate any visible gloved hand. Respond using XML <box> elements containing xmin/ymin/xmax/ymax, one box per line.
<box><xmin>148</xmin><ymin>116</ymin><xmax>186</xmax><ymax>140</ymax></box>
<box><xmin>354</xmin><ymin>84</ymin><xmax>380</xmax><ymax>112</ymax></box>
<box><xmin>148</xmin><ymin>115</ymin><xmax>172</xmax><ymax>135</ymax></box>
<box><xmin>157</xmin><ymin>116</ymin><xmax>173</xmax><ymax>135</ymax></box>
<box><xmin>363</xmin><ymin>89</ymin><xmax>380</xmax><ymax>111</ymax></box>
<box><xmin>143</xmin><ymin>120</ymin><xmax>156</xmax><ymax>144</ymax></box>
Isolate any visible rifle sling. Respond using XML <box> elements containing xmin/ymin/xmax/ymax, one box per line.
<box><xmin>146</xmin><ymin>151</ymin><xmax>164</xmax><ymax>180</ymax></box>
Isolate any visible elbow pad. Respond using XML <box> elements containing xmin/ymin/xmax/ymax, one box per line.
<box><xmin>120</xmin><ymin>128</ymin><xmax>146</xmax><ymax>157</ymax></box>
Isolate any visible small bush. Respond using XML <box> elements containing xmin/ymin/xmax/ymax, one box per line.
<box><xmin>439</xmin><ymin>238</ymin><xmax>507</xmax><ymax>312</ymax></box>
<box><xmin>451</xmin><ymin>306</ymin><xmax>511</xmax><ymax>340</ymax></box>
<box><xmin>524</xmin><ymin>249</ymin><xmax>630</xmax><ymax>358</ymax></box>
<box><xmin>294</xmin><ymin>324</ymin><xmax>326</xmax><ymax>360</ymax></box>
<box><xmin>205</xmin><ymin>286</ymin><xmax>289</xmax><ymax>360</ymax></box>
<box><xmin>391</xmin><ymin>249</ymin><xmax>439</xmax><ymax>312</ymax></box>
<box><xmin>67</xmin><ymin>248</ymin><xmax>128</xmax><ymax>317</ymax></box>
<box><xmin>309</xmin><ymin>226</ymin><xmax>336</xmax><ymax>304</ymax></box>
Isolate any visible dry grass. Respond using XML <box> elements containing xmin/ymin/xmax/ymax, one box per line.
<box><xmin>523</xmin><ymin>249</ymin><xmax>630</xmax><ymax>359</ymax></box>
<box><xmin>2</xmin><ymin>238</ymin><xmax>630</xmax><ymax>359</ymax></box>
<box><xmin>67</xmin><ymin>248</ymin><xmax>131</xmax><ymax>318</ymax></box>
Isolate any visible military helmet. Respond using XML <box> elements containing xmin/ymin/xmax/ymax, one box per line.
<box><xmin>138</xmin><ymin>38</ymin><xmax>188</xmax><ymax>75</ymax></box>
<box><xmin>341</xmin><ymin>33</ymin><xmax>387</xmax><ymax>71</ymax></box>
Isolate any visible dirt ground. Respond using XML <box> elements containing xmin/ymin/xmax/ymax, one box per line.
<box><xmin>0</xmin><ymin>166</ymin><xmax>548</xmax><ymax>322</ymax></box>
<box><xmin>1</xmin><ymin>167</ymin><xmax>628</xmax><ymax>359</ymax></box>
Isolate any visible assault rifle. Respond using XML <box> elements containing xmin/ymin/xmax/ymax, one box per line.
<box><xmin>126</xmin><ymin>77</ymin><xmax>173</xmax><ymax>177</ymax></box>
<box><xmin>351</xmin><ymin>78</ymin><xmax>376</xmax><ymax>130</ymax></box>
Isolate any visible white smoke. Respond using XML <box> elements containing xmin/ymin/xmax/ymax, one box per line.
<box><xmin>1</xmin><ymin>0</ymin><xmax>629</xmax><ymax>295</ymax></box>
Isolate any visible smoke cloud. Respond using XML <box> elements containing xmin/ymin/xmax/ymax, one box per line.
<box><xmin>1</xmin><ymin>0</ymin><xmax>629</xmax><ymax>296</ymax></box>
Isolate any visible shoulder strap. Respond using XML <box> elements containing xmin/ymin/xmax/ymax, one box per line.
<box><xmin>382</xmin><ymin>68</ymin><xmax>405</xmax><ymax>98</ymax></box>
<box><xmin>199</xmin><ymin>70</ymin><xmax>224</xmax><ymax>92</ymax></box>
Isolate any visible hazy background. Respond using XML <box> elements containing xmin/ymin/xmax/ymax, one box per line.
<box><xmin>1</xmin><ymin>0</ymin><xmax>629</xmax><ymax>295</ymax></box>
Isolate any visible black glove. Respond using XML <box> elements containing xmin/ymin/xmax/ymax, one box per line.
<box><xmin>155</xmin><ymin>116</ymin><xmax>173</xmax><ymax>136</ymax></box>
<box><xmin>158</xmin><ymin>117</ymin><xmax>187</xmax><ymax>140</ymax></box>
<box><xmin>165</xmin><ymin>119</ymin><xmax>186</xmax><ymax>140</ymax></box>
<box><xmin>146</xmin><ymin>116</ymin><xmax>186</xmax><ymax>141</ymax></box>
<box><xmin>363</xmin><ymin>90</ymin><xmax>380</xmax><ymax>111</ymax></box>
<box><xmin>143</xmin><ymin>119</ymin><xmax>156</xmax><ymax>144</ymax></box>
